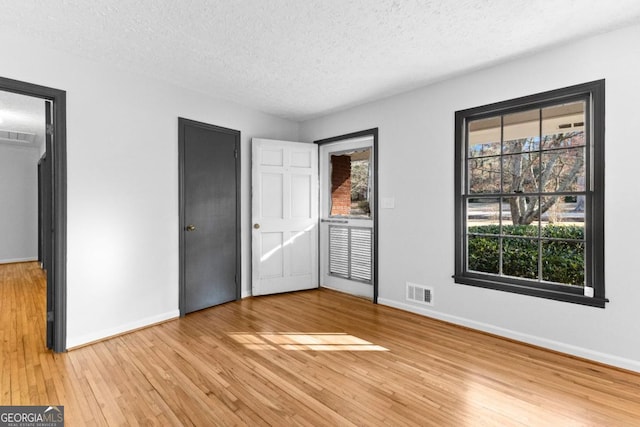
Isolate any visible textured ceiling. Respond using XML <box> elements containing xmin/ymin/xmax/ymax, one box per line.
<box><xmin>2</xmin><ymin>0</ymin><xmax>640</xmax><ymax>121</ymax></box>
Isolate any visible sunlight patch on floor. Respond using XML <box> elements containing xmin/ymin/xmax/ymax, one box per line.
<box><xmin>228</xmin><ymin>332</ymin><xmax>389</xmax><ymax>351</ymax></box>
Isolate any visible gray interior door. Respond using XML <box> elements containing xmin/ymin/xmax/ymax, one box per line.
<box><xmin>179</xmin><ymin>118</ymin><xmax>240</xmax><ymax>314</ymax></box>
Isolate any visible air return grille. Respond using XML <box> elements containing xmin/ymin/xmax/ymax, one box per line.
<box><xmin>406</xmin><ymin>282</ymin><xmax>433</xmax><ymax>306</ymax></box>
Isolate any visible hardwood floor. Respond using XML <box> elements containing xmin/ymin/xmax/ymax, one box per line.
<box><xmin>2</xmin><ymin>262</ymin><xmax>640</xmax><ymax>426</ymax></box>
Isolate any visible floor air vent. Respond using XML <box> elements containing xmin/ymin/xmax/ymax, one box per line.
<box><xmin>406</xmin><ymin>282</ymin><xmax>433</xmax><ymax>306</ymax></box>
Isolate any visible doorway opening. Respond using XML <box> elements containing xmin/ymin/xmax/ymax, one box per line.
<box><xmin>0</xmin><ymin>76</ymin><xmax>67</xmax><ymax>352</ymax></box>
<box><xmin>317</xmin><ymin>129</ymin><xmax>378</xmax><ymax>302</ymax></box>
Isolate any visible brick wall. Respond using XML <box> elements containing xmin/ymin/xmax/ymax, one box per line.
<box><xmin>331</xmin><ymin>155</ymin><xmax>351</xmax><ymax>216</ymax></box>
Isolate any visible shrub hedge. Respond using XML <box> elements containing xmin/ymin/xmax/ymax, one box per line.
<box><xmin>468</xmin><ymin>225</ymin><xmax>584</xmax><ymax>286</ymax></box>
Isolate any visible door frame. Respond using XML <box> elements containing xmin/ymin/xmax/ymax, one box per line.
<box><xmin>178</xmin><ymin>117</ymin><xmax>241</xmax><ymax>316</ymax></box>
<box><xmin>315</xmin><ymin>128</ymin><xmax>379</xmax><ymax>303</ymax></box>
<box><xmin>0</xmin><ymin>76</ymin><xmax>67</xmax><ymax>352</ymax></box>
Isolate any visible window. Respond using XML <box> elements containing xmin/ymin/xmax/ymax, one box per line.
<box><xmin>330</xmin><ymin>148</ymin><xmax>372</xmax><ymax>218</ymax></box>
<box><xmin>454</xmin><ymin>81</ymin><xmax>606</xmax><ymax>307</ymax></box>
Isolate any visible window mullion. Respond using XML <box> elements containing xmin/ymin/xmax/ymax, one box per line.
<box><xmin>499</xmin><ymin>115</ymin><xmax>504</xmax><ymax>276</ymax></box>
<box><xmin>537</xmin><ymin>108</ymin><xmax>543</xmax><ymax>282</ymax></box>
<box><xmin>585</xmin><ymin>94</ymin><xmax>593</xmax><ymax>290</ymax></box>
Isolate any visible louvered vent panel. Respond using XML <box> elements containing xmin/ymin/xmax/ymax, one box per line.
<box><xmin>328</xmin><ymin>226</ymin><xmax>372</xmax><ymax>283</ymax></box>
<box><xmin>350</xmin><ymin>228</ymin><xmax>372</xmax><ymax>282</ymax></box>
<box><xmin>329</xmin><ymin>226</ymin><xmax>349</xmax><ymax>277</ymax></box>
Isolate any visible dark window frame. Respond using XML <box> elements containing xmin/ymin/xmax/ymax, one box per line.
<box><xmin>454</xmin><ymin>80</ymin><xmax>607</xmax><ymax>308</ymax></box>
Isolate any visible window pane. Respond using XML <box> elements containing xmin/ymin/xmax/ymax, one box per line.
<box><xmin>469</xmin><ymin>140</ymin><xmax>501</xmax><ymax>158</ymax></box>
<box><xmin>469</xmin><ymin>116</ymin><xmax>501</xmax><ymax>158</ymax></box>
<box><xmin>502</xmin><ymin>237</ymin><xmax>538</xmax><ymax>279</ymax></box>
<box><xmin>330</xmin><ymin>149</ymin><xmax>371</xmax><ymax>218</ymax></box>
<box><xmin>469</xmin><ymin>156</ymin><xmax>500</xmax><ymax>194</ymax></box>
<box><xmin>539</xmin><ymin>147</ymin><xmax>585</xmax><ymax>193</ymax></box>
<box><xmin>350</xmin><ymin>154</ymin><xmax>371</xmax><ymax>218</ymax></box>
<box><xmin>502</xmin><ymin>224</ymin><xmax>539</xmax><ymax>238</ymax></box>
<box><xmin>541</xmin><ymin>239</ymin><xmax>585</xmax><ymax>286</ymax></box>
<box><xmin>502</xmin><ymin>152</ymin><xmax>540</xmax><ymax>193</ymax></box>
<box><xmin>540</xmin><ymin>197</ymin><xmax>585</xmax><ymax>227</ymax></box>
<box><xmin>542</xmin><ymin>101</ymin><xmax>586</xmax><ymax>149</ymax></box>
<box><xmin>541</xmin><ymin>130</ymin><xmax>585</xmax><ymax>150</ymax></box>
<box><xmin>503</xmin><ymin>108</ymin><xmax>540</xmax><ymax>154</ymax></box>
<box><xmin>541</xmin><ymin>219</ymin><xmax>584</xmax><ymax>241</ymax></box>
<box><xmin>502</xmin><ymin>195</ymin><xmax>540</xmax><ymax>227</ymax></box>
<box><xmin>467</xmin><ymin>199</ymin><xmax>500</xmax><ymax>234</ymax></box>
<box><xmin>468</xmin><ymin>235</ymin><xmax>499</xmax><ymax>274</ymax></box>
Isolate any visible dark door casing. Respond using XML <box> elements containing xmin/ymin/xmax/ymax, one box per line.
<box><xmin>179</xmin><ymin>118</ymin><xmax>241</xmax><ymax>314</ymax></box>
<box><xmin>0</xmin><ymin>77</ymin><xmax>67</xmax><ymax>353</ymax></box>
<box><xmin>43</xmin><ymin>101</ymin><xmax>55</xmax><ymax>347</ymax></box>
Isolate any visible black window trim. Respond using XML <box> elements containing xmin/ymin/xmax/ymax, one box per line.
<box><xmin>454</xmin><ymin>80</ymin><xmax>607</xmax><ymax>308</ymax></box>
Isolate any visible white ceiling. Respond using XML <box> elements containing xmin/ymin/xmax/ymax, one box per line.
<box><xmin>2</xmin><ymin>0</ymin><xmax>640</xmax><ymax>122</ymax></box>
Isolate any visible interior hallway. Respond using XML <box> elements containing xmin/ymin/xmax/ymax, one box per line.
<box><xmin>1</xmin><ymin>262</ymin><xmax>640</xmax><ymax>425</ymax></box>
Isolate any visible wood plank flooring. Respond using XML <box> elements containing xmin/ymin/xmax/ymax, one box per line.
<box><xmin>2</xmin><ymin>262</ymin><xmax>640</xmax><ymax>426</ymax></box>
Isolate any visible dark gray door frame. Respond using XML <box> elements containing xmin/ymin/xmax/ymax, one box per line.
<box><xmin>0</xmin><ymin>76</ymin><xmax>67</xmax><ymax>352</ymax></box>
<box><xmin>315</xmin><ymin>128</ymin><xmax>379</xmax><ymax>303</ymax></box>
<box><xmin>178</xmin><ymin>117</ymin><xmax>241</xmax><ymax>316</ymax></box>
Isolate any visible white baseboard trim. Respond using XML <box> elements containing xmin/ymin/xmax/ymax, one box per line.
<box><xmin>378</xmin><ymin>298</ymin><xmax>640</xmax><ymax>373</ymax></box>
<box><xmin>0</xmin><ymin>257</ymin><xmax>38</xmax><ymax>264</ymax></box>
<box><xmin>66</xmin><ymin>310</ymin><xmax>180</xmax><ymax>350</ymax></box>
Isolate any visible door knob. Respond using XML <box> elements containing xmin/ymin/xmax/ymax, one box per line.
<box><xmin>186</xmin><ymin>224</ymin><xmax>196</xmax><ymax>232</ymax></box>
<box><xmin>253</xmin><ymin>223</ymin><xmax>260</xmax><ymax>229</ymax></box>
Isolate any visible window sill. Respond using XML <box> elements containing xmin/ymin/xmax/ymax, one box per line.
<box><xmin>453</xmin><ymin>275</ymin><xmax>608</xmax><ymax>308</ymax></box>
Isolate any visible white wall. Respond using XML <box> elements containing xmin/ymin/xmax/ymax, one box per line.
<box><xmin>300</xmin><ymin>24</ymin><xmax>640</xmax><ymax>372</ymax></box>
<box><xmin>0</xmin><ymin>31</ymin><xmax>299</xmax><ymax>348</ymax></box>
<box><xmin>0</xmin><ymin>144</ymin><xmax>39</xmax><ymax>263</ymax></box>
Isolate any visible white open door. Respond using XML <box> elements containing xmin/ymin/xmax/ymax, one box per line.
<box><xmin>252</xmin><ymin>138</ymin><xmax>318</xmax><ymax>296</ymax></box>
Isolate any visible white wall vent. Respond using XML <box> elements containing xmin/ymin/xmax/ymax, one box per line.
<box><xmin>406</xmin><ymin>282</ymin><xmax>433</xmax><ymax>306</ymax></box>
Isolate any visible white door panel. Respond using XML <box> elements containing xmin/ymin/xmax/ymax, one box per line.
<box><xmin>252</xmin><ymin>138</ymin><xmax>318</xmax><ymax>296</ymax></box>
<box><xmin>319</xmin><ymin>137</ymin><xmax>375</xmax><ymax>299</ymax></box>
